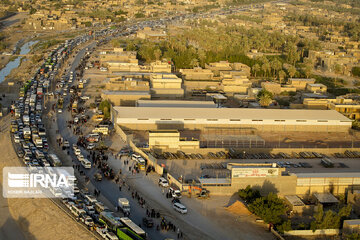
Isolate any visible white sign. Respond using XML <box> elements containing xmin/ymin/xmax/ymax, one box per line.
<box><xmin>232</xmin><ymin>168</ymin><xmax>279</xmax><ymax>178</ymax></box>
<box><xmin>3</xmin><ymin>167</ymin><xmax>75</xmax><ymax>198</ymax></box>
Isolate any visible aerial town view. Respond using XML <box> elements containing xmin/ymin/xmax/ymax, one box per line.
<box><xmin>2</xmin><ymin>0</ymin><xmax>360</xmax><ymax>239</ymax></box>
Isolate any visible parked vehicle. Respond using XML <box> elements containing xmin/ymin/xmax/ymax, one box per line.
<box><xmin>118</xmin><ymin>198</ymin><xmax>130</xmax><ymax>216</ymax></box>
<box><xmin>158</xmin><ymin>177</ymin><xmax>169</xmax><ymax>187</ymax></box>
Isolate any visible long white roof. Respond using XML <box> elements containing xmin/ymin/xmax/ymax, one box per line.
<box><xmin>114</xmin><ymin>107</ymin><xmax>351</xmax><ymax>121</ymax></box>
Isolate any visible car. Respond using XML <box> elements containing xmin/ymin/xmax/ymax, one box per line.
<box><xmin>158</xmin><ymin>177</ymin><xmax>169</xmax><ymax>187</ymax></box>
<box><xmin>142</xmin><ymin>217</ymin><xmax>154</xmax><ymax>228</ymax></box>
<box><xmin>80</xmin><ymin>96</ymin><xmax>90</xmax><ymax>100</ymax></box>
<box><xmin>173</xmin><ymin>203</ymin><xmax>187</xmax><ymax>214</ymax></box>
<box><xmin>94</xmin><ymin>173</ymin><xmax>102</xmax><ymax>181</ymax></box>
<box><xmin>87</xmin><ymin>143</ymin><xmax>95</xmax><ymax>150</ymax></box>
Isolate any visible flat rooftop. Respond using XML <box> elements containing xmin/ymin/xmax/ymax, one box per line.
<box><xmin>295</xmin><ymin>172</ymin><xmax>360</xmax><ymax>178</ymax></box>
<box><xmin>137</xmin><ymin>100</ymin><xmax>216</xmax><ymax>108</ymax></box>
<box><xmin>285</xmin><ymin>195</ymin><xmax>305</xmax><ymax>206</ymax></box>
<box><xmin>114</xmin><ymin>107</ymin><xmax>351</xmax><ymax>121</ymax></box>
<box><xmin>102</xmin><ymin>91</ymin><xmax>150</xmax><ymax>96</ymax></box>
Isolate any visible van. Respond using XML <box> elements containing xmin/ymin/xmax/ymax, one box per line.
<box><xmin>173</xmin><ymin>203</ymin><xmax>187</xmax><ymax>214</ymax></box>
<box><xmin>81</xmin><ymin>159</ymin><xmax>91</xmax><ymax>169</ymax></box>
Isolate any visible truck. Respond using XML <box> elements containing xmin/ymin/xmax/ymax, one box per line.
<box><xmin>72</xmin><ymin>101</ymin><xmax>78</xmax><ymax>112</ymax></box>
<box><xmin>23</xmin><ymin>127</ymin><xmax>31</xmax><ymax>140</ymax></box>
<box><xmin>57</xmin><ymin>98</ymin><xmax>64</xmax><ymax>112</ymax></box>
<box><xmin>117</xmin><ymin>198</ymin><xmax>130</xmax><ymax>216</ymax></box>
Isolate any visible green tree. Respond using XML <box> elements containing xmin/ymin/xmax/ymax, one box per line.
<box><xmin>154</xmin><ymin>48</ymin><xmax>162</xmax><ymax>61</ymax></box>
<box><xmin>257</xmin><ymin>89</ymin><xmax>273</xmax><ymax>107</ymax></box>
<box><xmin>252</xmin><ymin>63</ymin><xmax>260</xmax><ymax>77</ymax></box>
<box><xmin>248</xmin><ymin>192</ymin><xmax>287</xmax><ymax>225</ymax></box>
<box><xmin>346</xmin><ymin>233</ymin><xmax>360</xmax><ymax>240</ymax></box>
<box><xmin>99</xmin><ymin>100</ymin><xmax>111</xmax><ymax>119</ymax></box>
<box><xmin>288</xmin><ymin>65</ymin><xmax>297</xmax><ymax>78</ymax></box>
<box><xmin>238</xmin><ymin>185</ymin><xmax>261</xmax><ymax>203</ymax></box>
<box><xmin>279</xmin><ymin>70</ymin><xmax>286</xmax><ymax>85</ymax></box>
<box><xmin>310</xmin><ymin>205</ymin><xmax>352</xmax><ymax>231</ymax></box>
<box><xmin>262</xmin><ymin>62</ymin><xmax>271</xmax><ymax>77</ymax></box>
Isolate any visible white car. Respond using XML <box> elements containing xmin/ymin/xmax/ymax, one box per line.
<box><xmin>173</xmin><ymin>203</ymin><xmax>187</xmax><ymax>214</ymax></box>
<box><xmin>96</xmin><ymin>227</ymin><xmax>108</xmax><ymax>238</ymax></box>
<box><xmin>87</xmin><ymin>143</ymin><xmax>95</xmax><ymax>150</ymax></box>
<box><xmin>80</xmin><ymin>96</ymin><xmax>90</xmax><ymax>100</ymax></box>
<box><xmin>158</xmin><ymin>177</ymin><xmax>169</xmax><ymax>187</ymax></box>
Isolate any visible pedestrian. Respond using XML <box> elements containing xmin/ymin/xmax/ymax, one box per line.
<box><xmin>119</xmin><ymin>186</ymin><xmax>122</xmax><ymax>191</ymax></box>
<box><xmin>177</xmin><ymin>228</ymin><xmax>180</xmax><ymax>239</ymax></box>
<box><xmin>180</xmin><ymin>231</ymin><xmax>183</xmax><ymax>238</ymax></box>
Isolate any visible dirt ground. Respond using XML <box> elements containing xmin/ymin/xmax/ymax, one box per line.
<box><xmin>0</xmin><ymin>115</ymin><xmax>96</xmax><ymax>240</ymax></box>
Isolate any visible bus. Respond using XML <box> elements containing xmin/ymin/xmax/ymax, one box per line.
<box><xmin>117</xmin><ymin>228</ymin><xmax>144</xmax><ymax>240</ymax></box>
<box><xmin>48</xmin><ymin>153</ymin><xmax>62</xmax><ymax>167</ymax></box>
<box><xmin>99</xmin><ymin>211</ymin><xmax>123</xmax><ymax>231</ymax></box>
<box><xmin>120</xmin><ymin>217</ymin><xmax>146</xmax><ymax>239</ymax></box>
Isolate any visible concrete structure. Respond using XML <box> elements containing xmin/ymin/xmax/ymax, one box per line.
<box><xmin>150</xmin><ymin>61</ymin><xmax>171</xmax><ymax>73</ymax></box>
<box><xmin>100</xmin><ymin>48</ymin><xmax>140</xmax><ymax>73</ymax></box>
<box><xmin>221</xmin><ymin>72</ymin><xmax>251</xmax><ymax>94</ymax></box>
<box><xmin>289</xmin><ymin>78</ymin><xmax>316</xmax><ymax>90</ymax></box>
<box><xmin>150</xmin><ymin>74</ymin><xmax>184</xmax><ymax>98</ymax></box>
<box><xmin>148</xmin><ymin>130</ymin><xmax>199</xmax><ymax>150</ymax></box>
<box><xmin>105</xmin><ymin>77</ymin><xmax>149</xmax><ymax>91</ymax></box>
<box><xmin>295</xmin><ymin>172</ymin><xmax>360</xmax><ymax>195</ymax></box>
<box><xmin>180</xmin><ymin>67</ymin><xmax>214</xmax><ymax>81</ymax></box>
<box><xmin>150</xmin><ymin>74</ymin><xmax>182</xmax><ymax>89</ymax></box>
<box><xmin>136</xmin><ymin>100</ymin><xmax>216</xmax><ymax>108</ymax></box>
<box><xmin>101</xmin><ymin>91</ymin><xmax>151</xmax><ymax>106</ymax></box>
<box><xmin>284</xmin><ymin>195</ymin><xmax>306</xmax><ymax>214</ymax></box>
<box><xmin>347</xmin><ymin>190</ymin><xmax>360</xmax><ymax>215</ymax></box>
<box><xmin>343</xmin><ymin>220</ymin><xmax>360</xmax><ymax>234</ymax></box>
<box><xmin>136</xmin><ymin>27</ymin><xmax>167</xmax><ymax>40</ymax></box>
<box><xmin>313</xmin><ymin>192</ymin><xmax>339</xmax><ymax>204</ymax></box>
<box><xmin>306</xmin><ymin>83</ymin><xmax>327</xmax><ymax>93</ymax></box>
<box><xmin>302</xmin><ymin>97</ymin><xmax>360</xmax><ymax>120</ymax></box>
<box><xmin>261</xmin><ymin>82</ymin><xmax>296</xmax><ymax>95</ymax></box>
<box><xmin>113</xmin><ymin>107</ymin><xmax>352</xmax><ymax>132</ymax></box>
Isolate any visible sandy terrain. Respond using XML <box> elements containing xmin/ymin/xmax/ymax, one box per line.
<box><xmin>0</xmin><ymin>114</ymin><xmax>96</xmax><ymax>240</ymax></box>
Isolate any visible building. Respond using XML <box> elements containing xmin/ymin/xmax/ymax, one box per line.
<box><xmin>150</xmin><ymin>74</ymin><xmax>184</xmax><ymax>98</ymax></box>
<box><xmin>136</xmin><ymin>27</ymin><xmax>167</xmax><ymax>41</ymax></box>
<box><xmin>306</xmin><ymin>83</ymin><xmax>327</xmax><ymax>93</ymax></box>
<box><xmin>198</xmin><ymin>163</ymin><xmax>360</xmax><ymax>196</ymax></box>
<box><xmin>148</xmin><ymin>130</ymin><xmax>199</xmax><ymax>150</ymax></box>
<box><xmin>101</xmin><ymin>91</ymin><xmax>151</xmax><ymax>106</ymax></box>
<box><xmin>180</xmin><ymin>67</ymin><xmax>214</xmax><ymax>81</ymax></box>
<box><xmin>343</xmin><ymin>220</ymin><xmax>360</xmax><ymax>234</ymax></box>
<box><xmin>136</xmin><ymin>100</ymin><xmax>216</xmax><ymax>108</ymax></box>
<box><xmin>303</xmin><ymin>97</ymin><xmax>360</xmax><ymax>120</ymax></box>
<box><xmin>105</xmin><ymin>77</ymin><xmax>149</xmax><ymax>91</ymax></box>
<box><xmin>284</xmin><ymin>195</ymin><xmax>307</xmax><ymax>214</ymax></box>
<box><xmin>150</xmin><ymin>61</ymin><xmax>172</xmax><ymax>73</ymax></box>
<box><xmin>113</xmin><ymin>107</ymin><xmax>352</xmax><ymax>132</ymax></box>
<box><xmin>261</xmin><ymin>82</ymin><xmax>296</xmax><ymax>95</ymax></box>
<box><xmin>289</xmin><ymin>78</ymin><xmax>316</xmax><ymax>90</ymax></box>
<box><xmin>221</xmin><ymin>72</ymin><xmax>251</xmax><ymax>94</ymax></box>
<box><xmin>348</xmin><ymin>190</ymin><xmax>360</xmax><ymax>215</ymax></box>
<box><xmin>295</xmin><ymin>172</ymin><xmax>360</xmax><ymax>195</ymax></box>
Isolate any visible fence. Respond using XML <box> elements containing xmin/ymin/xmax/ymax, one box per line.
<box><xmin>114</xmin><ymin>123</ymin><xmax>164</xmax><ymax>175</ymax></box>
<box><xmin>284</xmin><ymin>229</ymin><xmax>339</xmax><ymax>236</ymax></box>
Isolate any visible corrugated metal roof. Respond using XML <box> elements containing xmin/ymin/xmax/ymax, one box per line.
<box><xmin>295</xmin><ymin>172</ymin><xmax>360</xmax><ymax>178</ymax></box>
<box><xmin>114</xmin><ymin>107</ymin><xmax>351</xmax><ymax>121</ymax></box>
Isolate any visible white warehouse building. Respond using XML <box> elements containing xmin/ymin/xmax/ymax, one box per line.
<box><xmin>112</xmin><ymin>107</ymin><xmax>352</xmax><ymax>132</ymax></box>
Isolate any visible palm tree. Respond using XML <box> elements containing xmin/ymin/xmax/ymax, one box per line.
<box><xmin>252</xmin><ymin>64</ymin><xmax>260</xmax><ymax>77</ymax></box>
<box><xmin>288</xmin><ymin>65</ymin><xmax>296</xmax><ymax>78</ymax></box>
<box><xmin>279</xmin><ymin>70</ymin><xmax>286</xmax><ymax>85</ymax></box>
